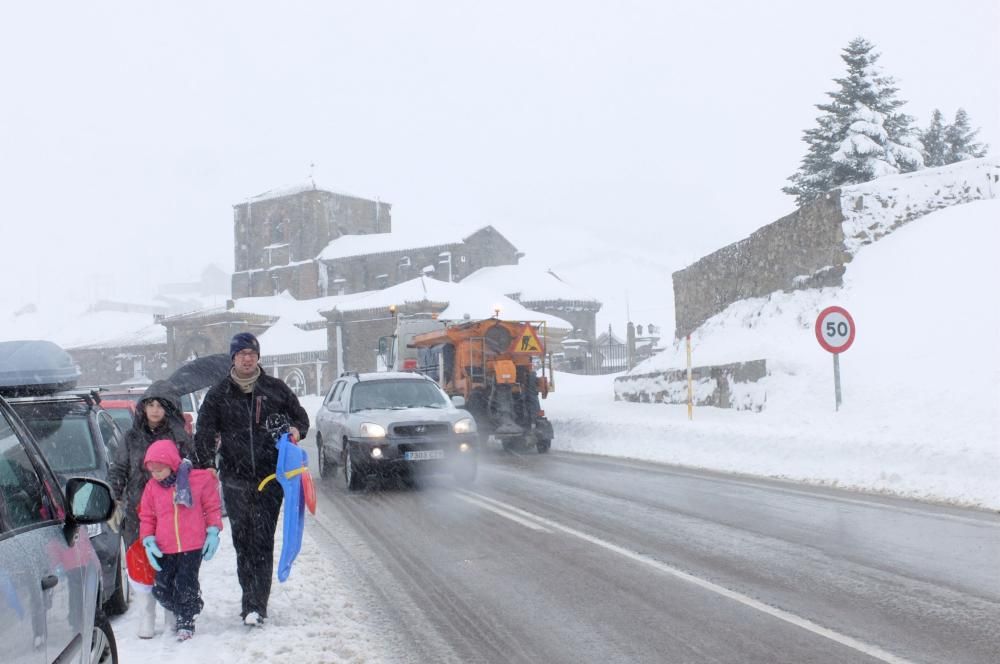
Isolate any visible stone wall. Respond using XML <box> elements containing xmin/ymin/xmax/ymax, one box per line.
<box><xmin>839</xmin><ymin>157</ymin><xmax>1000</xmax><ymax>254</ymax></box>
<box><xmin>614</xmin><ymin>359</ymin><xmax>768</xmax><ymax>411</ymax></box>
<box><xmin>672</xmin><ymin>193</ymin><xmax>847</xmax><ymax>339</ymax></box>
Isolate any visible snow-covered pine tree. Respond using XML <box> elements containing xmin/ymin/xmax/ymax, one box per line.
<box><xmin>920</xmin><ymin>109</ymin><xmax>949</xmax><ymax>167</ymax></box>
<box><xmin>783</xmin><ymin>37</ymin><xmax>924</xmax><ymax>207</ymax></box>
<box><xmin>943</xmin><ymin>108</ymin><xmax>989</xmax><ymax>163</ymax></box>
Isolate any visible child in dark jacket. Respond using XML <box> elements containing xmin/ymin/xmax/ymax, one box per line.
<box><xmin>139</xmin><ymin>439</ymin><xmax>224</xmax><ymax>641</ymax></box>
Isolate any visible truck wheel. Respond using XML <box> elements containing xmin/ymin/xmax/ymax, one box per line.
<box><xmin>344</xmin><ymin>443</ymin><xmax>363</xmax><ymax>491</ymax></box>
<box><xmin>536</xmin><ymin>439</ymin><xmax>551</xmax><ymax>454</ymax></box>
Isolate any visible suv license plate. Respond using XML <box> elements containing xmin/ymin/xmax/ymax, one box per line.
<box><xmin>404</xmin><ymin>450</ymin><xmax>445</xmax><ymax>461</ymax></box>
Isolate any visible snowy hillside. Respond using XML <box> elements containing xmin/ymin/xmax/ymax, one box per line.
<box><xmin>548</xmin><ymin>198</ymin><xmax>999</xmax><ymax>509</ymax></box>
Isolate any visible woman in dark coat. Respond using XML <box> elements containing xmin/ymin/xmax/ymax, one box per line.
<box><xmin>106</xmin><ymin>379</ymin><xmax>194</xmax><ymax>637</ymax></box>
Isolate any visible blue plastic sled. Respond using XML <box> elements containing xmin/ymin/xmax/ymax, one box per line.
<box><xmin>274</xmin><ymin>432</ymin><xmax>308</xmax><ymax>582</ymax></box>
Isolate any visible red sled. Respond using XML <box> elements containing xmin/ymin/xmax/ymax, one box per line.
<box><xmin>126</xmin><ymin>539</ymin><xmax>156</xmax><ymax>588</ymax></box>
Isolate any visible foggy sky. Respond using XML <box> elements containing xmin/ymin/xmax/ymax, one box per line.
<box><xmin>1</xmin><ymin>0</ymin><xmax>996</xmax><ymax>308</ymax></box>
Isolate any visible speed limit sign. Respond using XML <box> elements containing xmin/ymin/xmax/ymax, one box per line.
<box><xmin>815</xmin><ymin>306</ymin><xmax>855</xmax><ymax>411</ymax></box>
<box><xmin>815</xmin><ymin>306</ymin><xmax>856</xmax><ymax>354</ymax></box>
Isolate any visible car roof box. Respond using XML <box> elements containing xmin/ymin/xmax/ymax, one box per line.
<box><xmin>0</xmin><ymin>340</ymin><xmax>81</xmax><ymax>396</ymax></box>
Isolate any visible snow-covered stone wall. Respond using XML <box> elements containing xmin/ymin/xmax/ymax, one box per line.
<box><xmin>672</xmin><ymin>194</ymin><xmax>847</xmax><ymax>339</ymax></box>
<box><xmin>614</xmin><ymin>359</ymin><xmax>767</xmax><ymax>411</ymax></box>
<box><xmin>672</xmin><ymin>157</ymin><xmax>999</xmax><ymax>340</ymax></box>
<box><xmin>840</xmin><ymin>157</ymin><xmax>1000</xmax><ymax>254</ymax></box>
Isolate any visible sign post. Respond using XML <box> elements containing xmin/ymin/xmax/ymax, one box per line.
<box><xmin>814</xmin><ymin>306</ymin><xmax>856</xmax><ymax>411</ymax></box>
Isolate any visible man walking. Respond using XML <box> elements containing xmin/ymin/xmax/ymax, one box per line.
<box><xmin>193</xmin><ymin>332</ymin><xmax>309</xmax><ymax>626</ymax></box>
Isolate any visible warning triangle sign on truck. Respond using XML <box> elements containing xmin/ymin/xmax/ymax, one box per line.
<box><xmin>512</xmin><ymin>324</ymin><xmax>544</xmax><ymax>354</ymax></box>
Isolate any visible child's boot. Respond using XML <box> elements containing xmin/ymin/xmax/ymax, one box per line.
<box><xmin>176</xmin><ymin>616</ymin><xmax>195</xmax><ymax>641</ymax></box>
<box><xmin>137</xmin><ymin>592</ymin><xmax>157</xmax><ymax>639</ymax></box>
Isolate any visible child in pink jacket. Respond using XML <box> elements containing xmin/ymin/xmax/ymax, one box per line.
<box><xmin>139</xmin><ymin>439</ymin><xmax>223</xmax><ymax>641</ymax></box>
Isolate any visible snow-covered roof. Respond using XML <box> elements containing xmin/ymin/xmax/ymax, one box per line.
<box><xmin>231</xmin><ymin>291</ymin><xmax>352</xmax><ymax>323</ymax></box>
<box><xmin>68</xmin><ymin>321</ymin><xmax>167</xmax><ymax>350</ymax></box>
<box><xmin>257</xmin><ymin>317</ymin><xmax>327</xmax><ymax>355</ymax></box>
<box><xmin>461</xmin><ymin>264</ymin><xmax>599</xmax><ymax>304</ymax></box>
<box><xmin>326</xmin><ymin>276</ymin><xmax>573</xmax><ymax>329</ymax></box>
<box><xmin>317</xmin><ymin>225</ymin><xmax>497</xmax><ymax>261</ymax></box>
<box><xmin>0</xmin><ymin>305</ymin><xmax>166</xmax><ymax>350</ymax></box>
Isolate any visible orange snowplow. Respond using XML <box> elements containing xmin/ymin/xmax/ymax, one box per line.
<box><xmin>405</xmin><ymin>318</ymin><xmax>554</xmax><ymax>453</ymax></box>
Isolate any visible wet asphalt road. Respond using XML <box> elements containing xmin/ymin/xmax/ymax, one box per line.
<box><xmin>304</xmin><ymin>441</ymin><xmax>1000</xmax><ymax>664</ymax></box>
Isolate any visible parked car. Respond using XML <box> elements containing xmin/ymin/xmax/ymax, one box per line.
<box><xmin>0</xmin><ymin>340</ymin><xmax>129</xmax><ymax>616</ymax></box>
<box><xmin>7</xmin><ymin>389</ymin><xmax>131</xmax><ymax>616</ymax></box>
<box><xmin>99</xmin><ymin>385</ymin><xmax>202</xmax><ymax>435</ymax></box>
<box><xmin>314</xmin><ymin>371</ymin><xmax>478</xmax><ymax>490</ymax></box>
<box><xmin>0</xmin><ymin>390</ymin><xmax>118</xmax><ymax>663</ymax></box>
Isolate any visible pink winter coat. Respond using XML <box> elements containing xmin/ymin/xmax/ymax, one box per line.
<box><xmin>138</xmin><ymin>439</ymin><xmax>224</xmax><ymax>554</ymax></box>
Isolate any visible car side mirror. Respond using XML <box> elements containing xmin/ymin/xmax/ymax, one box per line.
<box><xmin>65</xmin><ymin>477</ymin><xmax>115</xmax><ymax>524</ymax></box>
<box><xmin>451</xmin><ymin>395</ymin><xmax>466</xmax><ymax>408</ymax></box>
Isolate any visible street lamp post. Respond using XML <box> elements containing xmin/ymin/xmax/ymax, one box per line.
<box><xmin>438</xmin><ymin>251</ymin><xmax>453</xmax><ymax>282</ymax></box>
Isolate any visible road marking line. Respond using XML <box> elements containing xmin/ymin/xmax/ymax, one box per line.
<box><xmin>454</xmin><ymin>493</ymin><xmax>551</xmax><ymax>532</ymax></box>
<box><xmin>460</xmin><ymin>490</ymin><xmax>918</xmax><ymax>664</ymax></box>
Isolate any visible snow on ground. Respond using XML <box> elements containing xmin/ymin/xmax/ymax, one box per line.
<box><xmin>113</xmin><ymin>521</ymin><xmax>391</xmax><ymax>664</ymax></box>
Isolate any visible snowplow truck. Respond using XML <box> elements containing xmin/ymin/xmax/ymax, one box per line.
<box><xmin>404</xmin><ymin>318</ymin><xmax>554</xmax><ymax>454</ymax></box>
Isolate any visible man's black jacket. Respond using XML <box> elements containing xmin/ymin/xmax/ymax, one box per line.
<box><xmin>193</xmin><ymin>368</ymin><xmax>310</xmax><ymax>482</ymax></box>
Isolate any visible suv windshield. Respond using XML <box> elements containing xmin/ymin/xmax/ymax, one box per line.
<box><xmin>350</xmin><ymin>380</ymin><xmax>450</xmax><ymax>412</ymax></box>
<box><xmin>9</xmin><ymin>401</ymin><xmax>99</xmax><ymax>473</ymax></box>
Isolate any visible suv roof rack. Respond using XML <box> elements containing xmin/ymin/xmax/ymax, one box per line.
<box><xmin>6</xmin><ymin>387</ymin><xmax>103</xmax><ymax>406</ymax></box>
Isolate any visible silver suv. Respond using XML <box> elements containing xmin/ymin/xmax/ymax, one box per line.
<box><xmin>7</xmin><ymin>390</ymin><xmax>129</xmax><ymax>616</ymax></box>
<box><xmin>314</xmin><ymin>372</ymin><xmax>478</xmax><ymax>490</ymax></box>
<box><xmin>0</xmin><ymin>392</ymin><xmax>117</xmax><ymax>663</ymax></box>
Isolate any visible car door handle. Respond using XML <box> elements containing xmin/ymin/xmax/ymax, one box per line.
<box><xmin>41</xmin><ymin>575</ymin><xmax>59</xmax><ymax>591</ymax></box>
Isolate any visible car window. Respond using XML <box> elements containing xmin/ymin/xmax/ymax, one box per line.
<box><xmin>0</xmin><ymin>412</ymin><xmax>50</xmax><ymax>532</ymax></box>
<box><xmin>107</xmin><ymin>407</ymin><xmax>133</xmax><ymax>432</ymax></box>
<box><xmin>350</xmin><ymin>380</ymin><xmax>450</xmax><ymax>412</ymax></box>
<box><xmin>11</xmin><ymin>402</ymin><xmax>99</xmax><ymax>474</ymax></box>
<box><xmin>98</xmin><ymin>411</ymin><xmax>121</xmax><ymax>455</ymax></box>
<box><xmin>325</xmin><ymin>381</ymin><xmax>346</xmax><ymax>407</ymax></box>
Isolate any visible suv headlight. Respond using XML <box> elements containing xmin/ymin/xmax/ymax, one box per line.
<box><xmin>86</xmin><ymin>523</ymin><xmax>103</xmax><ymax>538</ymax></box>
<box><xmin>358</xmin><ymin>422</ymin><xmax>386</xmax><ymax>438</ymax></box>
<box><xmin>453</xmin><ymin>417</ymin><xmax>476</xmax><ymax>434</ymax></box>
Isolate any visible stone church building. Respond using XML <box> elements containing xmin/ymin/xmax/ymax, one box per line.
<box><xmin>229</xmin><ymin>183</ymin><xmax>521</xmax><ymax>299</ymax></box>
